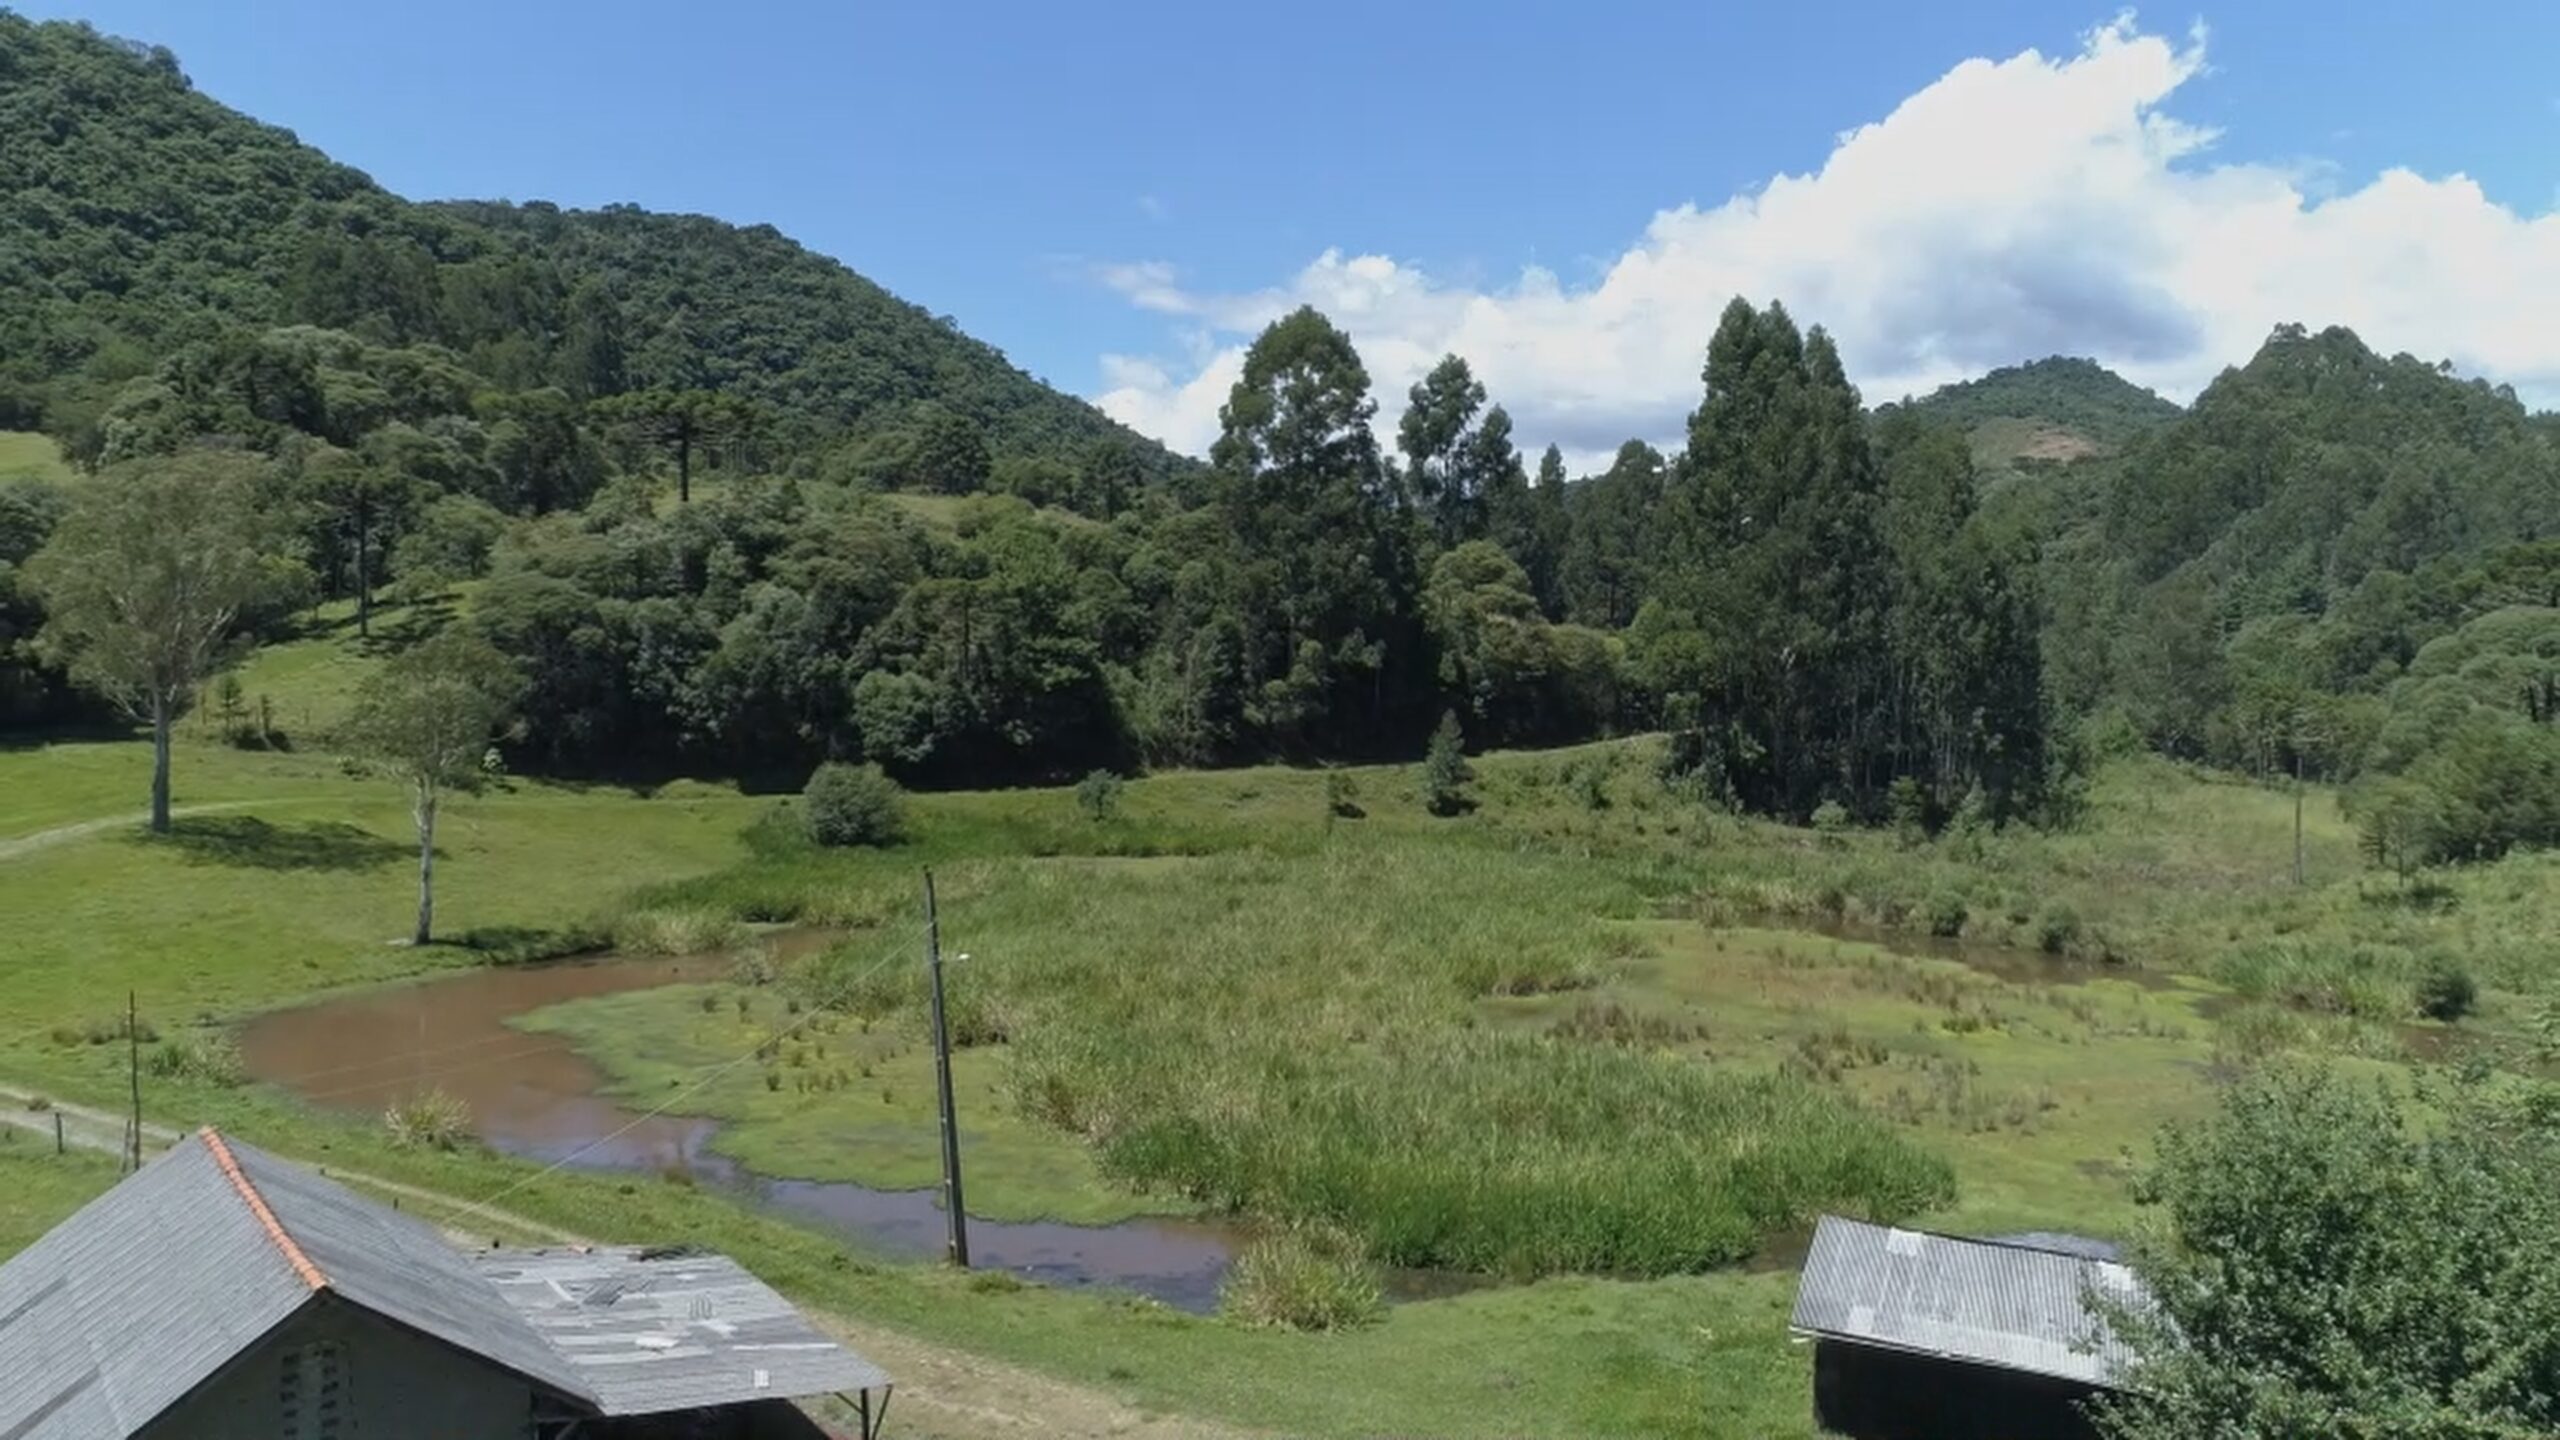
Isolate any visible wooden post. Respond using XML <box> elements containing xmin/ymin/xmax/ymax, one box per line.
<box><xmin>53</xmin><ymin>1110</ymin><xmax>64</xmax><ymax>1156</ymax></box>
<box><xmin>923</xmin><ymin>871</ymin><xmax>969</xmax><ymax>1268</ymax></box>
<box><xmin>126</xmin><ymin>989</ymin><xmax>141</xmax><ymax>1172</ymax></box>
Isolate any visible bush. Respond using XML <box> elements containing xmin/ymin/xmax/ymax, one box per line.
<box><xmin>1810</xmin><ymin>799</ymin><xmax>1851</xmax><ymax>844</ymax></box>
<box><xmin>1925</xmin><ymin>891</ymin><xmax>1969</xmax><ymax>939</ymax></box>
<box><xmin>2034</xmin><ymin>904</ymin><xmax>2081</xmax><ymax>956</ymax></box>
<box><xmin>145</xmin><ymin>1035</ymin><xmax>243</xmax><ymax>1087</ymax></box>
<box><xmin>2415</xmin><ymin>961</ymin><xmax>2477</xmax><ymax>1022</ymax></box>
<box><xmin>804</xmin><ymin>762</ymin><xmax>906</xmax><ymax>848</ymax></box>
<box><xmin>383</xmin><ymin>1088</ymin><xmax>473</xmax><ymax>1151</ymax></box>
<box><xmin>1075</xmin><ymin>769</ymin><xmax>1125</xmax><ymax>823</ymax></box>
<box><xmin>1886</xmin><ymin>776</ymin><xmax>1928</xmax><ymax>848</ymax></box>
<box><xmin>612</xmin><ymin>906</ymin><xmax>748</xmax><ymax>957</ymax></box>
<box><xmin>741</xmin><ymin>802</ymin><xmax>811</xmax><ymax>859</ymax></box>
<box><xmin>1567</xmin><ymin>756</ymin><xmax>1614</xmax><ymax>811</ymax></box>
<box><xmin>1421</xmin><ymin>712</ymin><xmax>1474</xmax><ymax>817</ymax></box>
<box><xmin>1219</xmin><ymin>1222</ymin><xmax>1384</xmax><ymax>1331</ymax></box>
<box><xmin>1324</xmin><ymin>769</ymin><xmax>1365</xmax><ymax>820</ymax></box>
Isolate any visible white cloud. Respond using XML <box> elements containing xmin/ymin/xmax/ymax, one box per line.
<box><xmin>1091</xmin><ymin>17</ymin><xmax>2560</xmax><ymax>466</ymax></box>
<box><xmin>1136</xmin><ymin>193</ymin><xmax>1168</xmax><ymax>221</ymax></box>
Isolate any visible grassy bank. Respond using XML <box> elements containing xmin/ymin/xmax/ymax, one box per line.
<box><xmin>5</xmin><ymin>670</ymin><xmax>2552</xmax><ymax>1435</ymax></box>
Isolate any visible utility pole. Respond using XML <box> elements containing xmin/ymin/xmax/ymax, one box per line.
<box><xmin>126</xmin><ymin>989</ymin><xmax>141</xmax><ymax>1173</ymax></box>
<box><xmin>923</xmin><ymin>870</ymin><xmax>969</xmax><ymax>1268</ymax></box>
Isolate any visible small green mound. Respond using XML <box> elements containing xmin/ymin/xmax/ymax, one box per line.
<box><xmin>1220</xmin><ymin>1222</ymin><xmax>1384</xmax><ymax>1331</ymax></box>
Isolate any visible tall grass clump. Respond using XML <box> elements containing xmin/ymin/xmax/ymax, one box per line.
<box><xmin>611</xmin><ymin>905</ymin><xmax>750</xmax><ymax>957</ymax></box>
<box><xmin>145</xmin><ymin>1034</ymin><xmax>243</xmax><ymax>1087</ymax></box>
<box><xmin>1220</xmin><ymin>1221</ymin><xmax>1384</xmax><ymax>1331</ymax></box>
<box><xmin>1037</xmin><ymin>1027</ymin><xmax>1951</xmax><ymax>1277</ymax></box>
<box><xmin>383</xmin><ymin>1088</ymin><xmax>473</xmax><ymax>1150</ymax></box>
<box><xmin>2215</xmin><ymin>940</ymin><xmax>2420</xmax><ymax>1022</ymax></box>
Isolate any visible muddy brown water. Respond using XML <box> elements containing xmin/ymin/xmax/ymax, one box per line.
<box><xmin>237</xmin><ymin>952</ymin><xmax>1261</xmax><ymax>1310</ymax></box>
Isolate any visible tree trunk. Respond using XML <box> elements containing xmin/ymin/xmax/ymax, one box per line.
<box><xmin>149</xmin><ymin>692</ymin><xmax>172</xmax><ymax>834</ymax></box>
<box><xmin>413</xmin><ymin>784</ymin><xmax>437</xmax><ymax>947</ymax></box>
<box><xmin>677</xmin><ymin>432</ymin><xmax>693</xmax><ymax>505</ymax></box>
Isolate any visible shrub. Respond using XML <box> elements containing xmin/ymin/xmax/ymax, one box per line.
<box><xmin>740</xmin><ymin>802</ymin><xmax>811</xmax><ymax>859</ymax></box>
<box><xmin>612</xmin><ymin>906</ymin><xmax>748</xmax><ymax>957</ymax></box>
<box><xmin>2415</xmin><ymin>960</ymin><xmax>2477</xmax><ymax>1022</ymax></box>
<box><xmin>1219</xmin><ymin>1222</ymin><xmax>1384</xmax><ymax>1331</ymax></box>
<box><xmin>1568</xmin><ymin>756</ymin><xmax>1613</xmax><ymax>811</ymax></box>
<box><xmin>1324</xmin><ymin>770</ymin><xmax>1365</xmax><ymax>820</ymax></box>
<box><xmin>1075</xmin><ymin>769</ymin><xmax>1125</xmax><ymax>823</ymax></box>
<box><xmin>1810</xmin><ymin>799</ymin><xmax>1851</xmax><ymax>844</ymax></box>
<box><xmin>1925</xmin><ymin>891</ymin><xmax>1969</xmax><ymax>939</ymax></box>
<box><xmin>1421</xmin><ymin>712</ymin><xmax>1474</xmax><ymax>817</ymax></box>
<box><xmin>453</xmin><ymin>924</ymin><xmax>610</xmax><ymax>964</ymax></box>
<box><xmin>383</xmin><ymin>1088</ymin><xmax>473</xmax><ymax>1151</ymax></box>
<box><xmin>803</xmin><ymin>762</ymin><xmax>907</xmax><ymax>848</ymax></box>
<box><xmin>146</xmin><ymin>1035</ymin><xmax>243</xmax><ymax>1087</ymax></box>
<box><xmin>2035</xmin><ymin>904</ymin><xmax>2081</xmax><ymax>956</ymax></box>
<box><xmin>1886</xmin><ymin>776</ymin><xmax>1928</xmax><ymax>848</ymax></box>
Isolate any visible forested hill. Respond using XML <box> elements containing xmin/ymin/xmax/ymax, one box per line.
<box><xmin>0</xmin><ymin>11</ymin><xmax>1179</xmax><ymax>475</ymax></box>
<box><xmin>1887</xmin><ymin>357</ymin><xmax>2182</xmax><ymax>467</ymax></box>
<box><xmin>429</xmin><ymin>202</ymin><xmax>1133</xmax><ymax>455</ymax></box>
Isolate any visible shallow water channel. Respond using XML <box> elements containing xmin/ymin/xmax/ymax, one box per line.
<box><xmin>235</xmin><ymin>953</ymin><xmax>1246</xmax><ymax>1311</ymax></box>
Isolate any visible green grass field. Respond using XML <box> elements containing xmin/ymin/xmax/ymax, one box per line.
<box><xmin>2</xmin><ymin>613</ymin><xmax>2551</xmax><ymax>1435</ymax></box>
<box><xmin>0</xmin><ymin>431</ymin><xmax>74</xmax><ymax>486</ymax></box>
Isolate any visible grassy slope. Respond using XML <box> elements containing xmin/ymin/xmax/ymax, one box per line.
<box><xmin>0</xmin><ymin>1143</ymin><xmax>118</xmax><ymax>1253</ymax></box>
<box><xmin>0</xmin><ymin>431</ymin><xmax>73</xmax><ymax>485</ymax></box>
<box><xmin>2</xmin><ymin>609</ymin><xmax>2548</xmax><ymax>1435</ymax></box>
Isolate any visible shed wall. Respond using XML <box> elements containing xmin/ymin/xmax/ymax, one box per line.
<box><xmin>1812</xmin><ymin>1339</ymin><xmax>2107</xmax><ymax>1440</ymax></box>
<box><xmin>139</xmin><ymin>1295</ymin><xmax>542</xmax><ymax>1440</ymax></box>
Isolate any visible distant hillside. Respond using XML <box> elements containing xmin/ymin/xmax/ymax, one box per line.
<box><xmin>2102</xmin><ymin>325</ymin><xmax>2554</xmax><ymax>592</ymax></box>
<box><xmin>2041</xmin><ymin>322</ymin><xmax>2560</xmax><ymax>767</ymax></box>
<box><xmin>1886</xmin><ymin>357</ymin><xmax>2182</xmax><ymax>467</ymax></box>
<box><xmin>0</xmin><ymin>11</ymin><xmax>1180</xmax><ymax>476</ymax></box>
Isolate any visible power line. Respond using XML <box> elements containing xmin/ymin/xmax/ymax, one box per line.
<box><xmin>294</xmin><ymin>1041</ymin><xmax>573</xmax><ymax>1105</ymax></box>
<box><xmin>266</xmin><ymin>1026</ymin><xmax>570</xmax><ymax>1089</ymax></box>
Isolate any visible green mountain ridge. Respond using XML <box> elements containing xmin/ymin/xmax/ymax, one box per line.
<box><xmin>0</xmin><ymin>10</ymin><xmax>1180</xmax><ymax>478</ymax></box>
<box><xmin>1885</xmin><ymin>356</ymin><xmax>2184</xmax><ymax>468</ymax></box>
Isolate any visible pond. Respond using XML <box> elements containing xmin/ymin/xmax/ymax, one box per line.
<box><xmin>236</xmin><ymin>950</ymin><xmax>1247</xmax><ymax>1311</ymax></box>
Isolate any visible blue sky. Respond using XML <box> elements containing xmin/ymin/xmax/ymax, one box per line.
<box><xmin>19</xmin><ymin>2</ymin><xmax>2560</xmax><ymax>458</ymax></box>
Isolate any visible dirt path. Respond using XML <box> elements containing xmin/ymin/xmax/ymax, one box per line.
<box><xmin>0</xmin><ymin>801</ymin><xmax>263</xmax><ymax>861</ymax></box>
<box><xmin>0</xmin><ymin>1082</ymin><xmax>1257</xmax><ymax>1440</ymax></box>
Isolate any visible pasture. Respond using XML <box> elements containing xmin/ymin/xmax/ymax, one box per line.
<box><xmin>0</xmin><ymin>605</ymin><xmax>2545</xmax><ymax>1435</ymax></box>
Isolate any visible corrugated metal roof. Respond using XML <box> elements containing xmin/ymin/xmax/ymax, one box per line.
<box><xmin>475</xmin><ymin>1246</ymin><xmax>891</xmax><ymax>1416</ymax></box>
<box><xmin>0</xmin><ymin>1131</ymin><xmax>887</xmax><ymax>1436</ymax></box>
<box><xmin>1789</xmin><ymin>1215</ymin><xmax>2144</xmax><ymax>1387</ymax></box>
<box><xmin>223</xmin><ymin>1136</ymin><xmax>592</xmax><ymax>1402</ymax></box>
<box><xmin>0</xmin><ymin>1134</ymin><xmax>317</xmax><ymax>1439</ymax></box>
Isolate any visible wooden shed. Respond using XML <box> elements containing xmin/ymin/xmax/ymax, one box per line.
<box><xmin>1788</xmin><ymin>1215</ymin><xmax>2142</xmax><ymax>1440</ymax></box>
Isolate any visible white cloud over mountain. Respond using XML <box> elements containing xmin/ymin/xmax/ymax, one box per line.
<box><xmin>1091</xmin><ymin>17</ymin><xmax>2560</xmax><ymax>466</ymax></box>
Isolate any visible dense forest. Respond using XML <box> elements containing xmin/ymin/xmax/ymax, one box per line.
<box><xmin>1884</xmin><ymin>355</ymin><xmax>2182</xmax><ymax>450</ymax></box>
<box><xmin>5</xmin><ymin>11</ymin><xmax>2558</xmax><ymax>864</ymax></box>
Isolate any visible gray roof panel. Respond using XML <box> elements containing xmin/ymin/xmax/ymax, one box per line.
<box><xmin>1790</xmin><ymin>1215</ymin><xmax>2143</xmax><ymax>1386</ymax></box>
<box><xmin>222</xmin><ymin>1136</ymin><xmax>591</xmax><ymax>1403</ymax></box>
<box><xmin>0</xmin><ymin>1131</ymin><xmax>886</xmax><ymax>1437</ymax></box>
<box><xmin>475</xmin><ymin>1247</ymin><xmax>890</xmax><ymax>1415</ymax></box>
<box><xmin>0</xmin><ymin>1135</ymin><xmax>312</xmax><ymax>1440</ymax></box>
